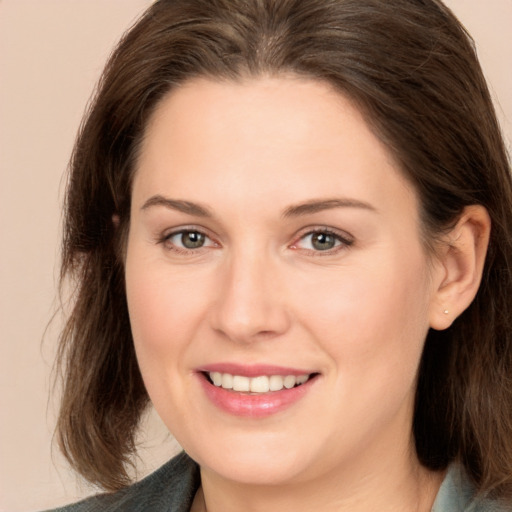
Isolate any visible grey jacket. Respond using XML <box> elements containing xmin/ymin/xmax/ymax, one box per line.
<box><xmin>44</xmin><ymin>452</ymin><xmax>199</xmax><ymax>512</ymax></box>
<box><xmin>45</xmin><ymin>452</ymin><xmax>510</xmax><ymax>511</ymax></box>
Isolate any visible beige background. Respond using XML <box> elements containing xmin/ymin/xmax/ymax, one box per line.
<box><xmin>0</xmin><ymin>1</ymin><xmax>510</xmax><ymax>510</ymax></box>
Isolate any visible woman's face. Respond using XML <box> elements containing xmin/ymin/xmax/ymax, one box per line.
<box><xmin>126</xmin><ymin>77</ymin><xmax>443</xmax><ymax>485</ymax></box>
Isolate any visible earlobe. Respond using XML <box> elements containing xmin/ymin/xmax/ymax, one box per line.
<box><xmin>429</xmin><ymin>205</ymin><xmax>491</xmax><ymax>330</ymax></box>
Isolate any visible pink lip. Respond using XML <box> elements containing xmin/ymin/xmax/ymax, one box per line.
<box><xmin>199</xmin><ymin>363</ymin><xmax>312</xmax><ymax>377</ymax></box>
<box><xmin>196</xmin><ymin>364</ymin><xmax>319</xmax><ymax>418</ymax></box>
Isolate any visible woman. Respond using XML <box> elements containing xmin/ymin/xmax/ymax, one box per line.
<box><xmin>48</xmin><ymin>0</ymin><xmax>512</xmax><ymax>510</ymax></box>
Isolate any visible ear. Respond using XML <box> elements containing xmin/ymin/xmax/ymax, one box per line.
<box><xmin>112</xmin><ymin>214</ymin><xmax>120</xmax><ymax>228</ymax></box>
<box><xmin>429</xmin><ymin>205</ymin><xmax>491</xmax><ymax>330</ymax></box>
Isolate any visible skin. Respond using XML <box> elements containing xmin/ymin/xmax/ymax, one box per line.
<box><xmin>125</xmin><ymin>76</ymin><xmax>489</xmax><ymax>511</ymax></box>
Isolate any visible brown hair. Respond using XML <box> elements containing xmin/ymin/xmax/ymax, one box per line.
<box><xmin>57</xmin><ymin>0</ymin><xmax>512</xmax><ymax>498</ymax></box>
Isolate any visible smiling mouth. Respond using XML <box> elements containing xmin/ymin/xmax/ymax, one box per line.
<box><xmin>203</xmin><ymin>371</ymin><xmax>318</xmax><ymax>394</ymax></box>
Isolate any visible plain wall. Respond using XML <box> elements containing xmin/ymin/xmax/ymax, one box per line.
<box><xmin>0</xmin><ymin>1</ymin><xmax>510</xmax><ymax>510</ymax></box>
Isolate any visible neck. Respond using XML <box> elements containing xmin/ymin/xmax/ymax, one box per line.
<box><xmin>193</xmin><ymin>441</ymin><xmax>444</xmax><ymax>512</ymax></box>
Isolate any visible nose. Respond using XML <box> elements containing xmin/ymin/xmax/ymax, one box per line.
<box><xmin>209</xmin><ymin>251</ymin><xmax>291</xmax><ymax>344</ymax></box>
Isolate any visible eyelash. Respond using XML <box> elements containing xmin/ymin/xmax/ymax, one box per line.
<box><xmin>157</xmin><ymin>228</ymin><xmax>218</xmax><ymax>255</ymax></box>
<box><xmin>290</xmin><ymin>228</ymin><xmax>354</xmax><ymax>256</ymax></box>
<box><xmin>157</xmin><ymin>227</ymin><xmax>354</xmax><ymax>256</ymax></box>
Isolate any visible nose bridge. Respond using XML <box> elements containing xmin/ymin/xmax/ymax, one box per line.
<box><xmin>211</xmin><ymin>244</ymin><xmax>289</xmax><ymax>343</ymax></box>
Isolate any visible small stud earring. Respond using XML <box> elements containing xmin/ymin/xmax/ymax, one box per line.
<box><xmin>443</xmin><ymin>309</ymin><xmax>449</xmax><ymax>315</ymax></box>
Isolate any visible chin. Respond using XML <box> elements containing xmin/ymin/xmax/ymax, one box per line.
<box><xmin>204</xmin><ymin>453</ymin><xmax>309</xmax><ymax>485</ymax></box>
<box><xmin>182</xmin><ymin>431</ymin><xmax>318</xmax><ymax>485</ymax></box>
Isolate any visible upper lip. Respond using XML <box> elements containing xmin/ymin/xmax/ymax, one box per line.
<box><xmin>198</xmin><ymin>363</ymin><xmax>316</xmax><ymax>377</ymax></box>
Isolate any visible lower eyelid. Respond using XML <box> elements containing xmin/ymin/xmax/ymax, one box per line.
<box><xmin>295</xmin><ymin>230</ymin><xmax>353</xmax><ymax>248</ymax></box>
<box><xmin>160</xmin><ymin>229</ymin><xmax>220</xmax><ymax>252</ymax></box>
<box><xmin>156</xmin><ymin>227</ymin><xmax>352</xmax><ymax>253</ymax></box>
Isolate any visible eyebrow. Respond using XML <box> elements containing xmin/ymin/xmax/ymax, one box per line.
<box><xmin>141</xmin><ymin>195</ymin><xmax>212</xmax><ymax>217</ymax></box>
<box><xmin>282</xmin><ymin>198</ymin><xmax>377</xmax><ymax>218</ymax></box>
<box><xmin>141</xmin><ymin>195</ymin><xmax>376</xmax><ymax>218</ymax></box>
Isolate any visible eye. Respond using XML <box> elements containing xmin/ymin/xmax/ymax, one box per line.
<box><xmin>292</xmin><ymin>229</ymin><xmax>353</xmax><ymax>253</ymax></box>
<box><xmin>161</xmin><ymin>229</ymin><xmax>216</xmax><ymax>252</ymax></box>
<box><xmin>173</xmin><ymin>231</ymin><xmax>206</xmax><ymax>249</ymax></box>
<box><xmin>307</xmin><ymin>232</ymin><xmax>339</xmax><ymax>251</ymax></box>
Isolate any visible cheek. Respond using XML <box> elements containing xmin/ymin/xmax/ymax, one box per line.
<box><xmin>127</xmin><ymin>272</ymin><xmax>207</xmax><ymax>362</ymax></box>
<box><xmin>295</xmin><ymin>249</ymin><xmax>432</xmax><ymax>376</ymax></box>
<box><xmin>124</xmin><ymin>239</ymin><xmax>206</xmax><ymax>372</ymax></box>
<box><xmin>124</xmin><ymin>256</ymin><xmax>210</xmax><ymax>420</ymax></box>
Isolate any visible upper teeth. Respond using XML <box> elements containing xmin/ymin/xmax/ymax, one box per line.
<box><xmin>209</xmin><ymin>372</ymin><xmax>310</xmax><ymax>393</ymax></box>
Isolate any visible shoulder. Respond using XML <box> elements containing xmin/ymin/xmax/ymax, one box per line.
<box><xmin>42</xmin><ymin>451</ymin><xmax>200</xmax><ymax>512</ymax></box>
<box><xmin>432</xmin><ymin>464</ymin><xmax>512</xmax><ymax>512</ymax></box>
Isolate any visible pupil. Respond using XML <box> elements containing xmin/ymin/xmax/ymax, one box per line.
<box><xmin>182</xmin><ymin>231</ymin><xmax>205</xmax><ymax>249</ymax></box>
<box><xmin>312</xmin><ymin>232</ymin><xmax>335</xmax><ymax>250</ymax></box>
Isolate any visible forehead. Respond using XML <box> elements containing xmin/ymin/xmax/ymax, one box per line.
<box><xmin>141</xmin><ymin>76</ymin><xmax>382</xmax><ymax>162</ymax></box>
<box><xmin>133</xmin><ymin>76</ymin><xmax>417</xmax><ymax>221</ymax></box>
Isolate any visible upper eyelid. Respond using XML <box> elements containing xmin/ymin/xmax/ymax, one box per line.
<box><xmin>161</xmin><ymin>225</ymin><xmax>213</xmax><ymax>239</ymax></box>
<box><xmin>158</xmin><ymin>228</ymin><xmax>219</xmax><ymax>254</ymax></box>
<box><xmin>156</xmin><ymin>224</ymin><xmax>354</xmax><ymax>247</ymax></box>
<box><xmin>287</xmin><ymin>228</ymin><xmax>355</xmax><ymax>257</ymax></box>
<box><xmin>293</xmin><ymin>226</ymin><xmax>354</xmax><ymax>243</ymax></box>
<box><xmin>157</xmin><ymin>226</ymin><xmax>216</xmax><ymax>248</ymax></box>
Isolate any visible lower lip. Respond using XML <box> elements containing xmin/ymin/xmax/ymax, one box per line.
<box><xmin>198</xmin><ymin>374</ymin><xmax>317</xmax><ymax>418</ymax></box>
